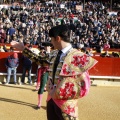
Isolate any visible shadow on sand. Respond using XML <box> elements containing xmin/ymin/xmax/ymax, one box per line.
<box><xmin>0</xmin><ymin>97</ymin><xmax>36</xmax><ymax>108</ymax></box>
<box><xmin>0</xmin><ymin>84</ymin><xmax>35</xmax><ymax>91</ymax></box>
<box><xmin>0</xmin><ymin>97</ymin><xmax>47</xmax><ymax>110</ymax></box>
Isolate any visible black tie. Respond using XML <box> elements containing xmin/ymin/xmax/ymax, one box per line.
<box><xmin>52</xmin><ymin>50</ymin><xmax>62</xmax><ymax>84</ymax></box>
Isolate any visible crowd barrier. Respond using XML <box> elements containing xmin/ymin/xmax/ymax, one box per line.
<box><xmin>89</xmin><ymin>56</ymin><xmax>120</xmax><ymax>86</ymax></box>
<box><xmin>0</xmin><ymin>52</ymin><xmax>120</xmax><ymax>76</ymax></box>
<box><xmin>89</xmin><ymin>56</ymin><xmax>120</xmax><ymax>77</ymax></box>
<box><xmin>0</xmin><ymin>52</ymin><xmax>120</xmax><ymax>85</ymax></box>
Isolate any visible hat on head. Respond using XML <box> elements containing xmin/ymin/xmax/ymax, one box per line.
<box><xmin>49</xmin><ymin>25</ymin><xmax>69</xmax><ymax>38</ymax></box>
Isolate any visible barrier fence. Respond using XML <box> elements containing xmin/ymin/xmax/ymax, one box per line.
<box><xmin>0</xmin><ymin>52</ymin><xmax>120</xmax><ymax>77</ymax></box>
<box><xmin>89</xmin><ymin>56</ymin><xmax>120</xmax><ymax>77</ymax></box>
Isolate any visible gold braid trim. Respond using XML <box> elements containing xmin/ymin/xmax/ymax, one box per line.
<box><xmin>22</xmin><ymin>48</ymin><xmax>50</xmax><ymax>66</ymax></box>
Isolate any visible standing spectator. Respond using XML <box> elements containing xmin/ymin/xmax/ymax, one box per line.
<box><xmin>5</xmin><ymin>53</ymin><xmax>19</xmax><ymax>85</ymax></box>
<box><xmin>20</xmin><ymin>53</ymin><xmax>32</xmax><ymax>85</ymax></box>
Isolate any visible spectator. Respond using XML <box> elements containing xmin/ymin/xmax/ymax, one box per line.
<box><xmin>7</xmin><ymin>25</ymin><xmax>16</xmax><ymax>36</ymax></box>
<box><xmin>95</xmin><ymin>41</ymin><xmax>103</xmax><ymax>53</ymax></box>
<box><xmin>0</xmin><ymin>0</ymin><xmax>119</xmax><ymax>54</ymax></box>
<box><xmin>87</xmin><ymin>48</ymin><xmax>94</xmax><ymax>56</ymax></box>
<box><xmin>7</xmin><ymin>25</ymin><xmax>16</xmax><ymax>43</ymax></box>
<box><xmin>20</xmin><ymin>55</ymin><xmax>32</xmax><ymax>85</ymax></box>
<box><xmin>111</xmin><ymin>52</ymin><xmax>119</xmax><ymax>57</ymax></box>
<box><xmin>20</xmin><ymin>46</ymin><xmax>33</xmax><ymax>85</ymax></box>
<box><xmin>103</xmin><ymin>41</ymin><xmax>110</xmax><ymax>50</ymax></box>
<box><xmin>0</xmin><ymin>46</ymin><xmax>5</xmax><ymax>52</ymax></box>
<box><xmin>5</xmin><ymin>53</ymin><xmax>19</xmax><ymax>85</ymax></box>
<box><xmin>3</xmin><ymin>45</ymin><xmax>8</xmax><ymax>52</ymax></box>
<box><xmin>100</xmin><ymin>50</ymin><xmax>111</xmax><ymax>57</ymax></box>
<box><xmin>30</xmin><ymin>36</ymin><xmax>39</xmax><ymax>45</ymax></box>
<box><xmin>0</xmin><ymin>25</ymin><xmax>6</xmax><ymax>43</ymax></box>
<box><xmin>9</xmin><ymin>46</ymin><xmax>14</xmax><ymax>52</ymax></box>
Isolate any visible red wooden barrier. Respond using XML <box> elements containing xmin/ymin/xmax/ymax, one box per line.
<box><xmin>89</xmin><ymin>56</ymin><xmax>120</xmax><ymax>76</ymax></box>
<box><xmin>0</xmin><ymin>52</ymin><xmax>120</xmax><ymax>77</ymax></box>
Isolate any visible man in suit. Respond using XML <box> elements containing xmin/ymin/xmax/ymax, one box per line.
<box><xmin>11</xmin><ymin>25</ymin><xmax>97</xmax><ymax>120</ymax></box>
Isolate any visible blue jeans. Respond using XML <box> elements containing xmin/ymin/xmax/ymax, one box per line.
<box><xmin>21</xmin><ymin>66</ymin><xmax>32</xmax><ymax>83</ymax></box>
<box><xmin>6</xmin><ymin>67</ymin><xmax>17</xmax><ymax>83</ymax></box>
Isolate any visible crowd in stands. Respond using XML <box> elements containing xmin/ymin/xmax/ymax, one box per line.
<box><xmin>0</xmin><ymin>0</ymin><xmax>120</xmax><ymax>57</ymax></box>
<box><xmin>0</xmin><ymin>0</ymin><xmax>119</xmax><ymax>86</ymax></box>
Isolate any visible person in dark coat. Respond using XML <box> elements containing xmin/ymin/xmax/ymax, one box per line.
<box><xmin>20</xmin><ymin>54</ymin><xmax>32</xmax><ymax>85</ymax></box>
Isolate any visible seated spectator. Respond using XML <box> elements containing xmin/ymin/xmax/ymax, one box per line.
<box><xmin>103</xmin><ymin>41</ymin><xmax>110</xmax><ymax>51</ymax></box>
<box><xmin>0</xmin><ymin>46</ymin><xmax>5</xmax><ymax>52</ymax></box>
<box><xmin>81</xmin><ymin>47</ymin><xmax>86</xmax><ymax>52</ymax></box>
<box><xmin>9</xmin><ymin>46</ymin><xmax>14</xmax><ymax>52</ymax></box>
<box><xmin>3</xmin><ymin>45</ymin><xmax>8</xmax><ymax>52</ymax></box>
<box><xmin>87</xmin><ymin>48</ymin><xmax>94</xmax><ymax>56</ymax></box>
<box><xmin>100</xmin><ymin>51</ymin><xmax>111</xmax><ymax>57</ymax></box>
<box><xmin>7</xmin><ymin>25</ymin><xmax>16</xmax><ymax>36</ymax></box>
<box><xmin>7</xmin><ymin>25</ymin><xmax>16</xmax><ymax>43</ymax></box>
<box><xmin>77</xmin><ymin>41</ymin><xmax>84</xmax><ymax>50</ymax></box>
<box><xmin>111</xmin><ymin>52</ymin><xmax>119</xmax><ymax>58</ymax></box>
<box><xmin>0</xmin><ymin>25</ymin><xmax>6</xmax><ymax>43</ymax></box>
<box><xmin>95</xmin><ymin>41</ymin><xmax>103</xmax><ymax>53</ymax></box>
<box><xmin>5</xmin><ymin>53</ymin><xmax>19</xmax><ymax>85</ymax></box>
<box><xmin>30</xmin><ymin>36</ymin><xmax>39</xmax><ymax>45</ymax></box>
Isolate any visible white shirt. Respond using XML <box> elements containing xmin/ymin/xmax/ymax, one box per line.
<box><xmin>60</xmin><ymin>44</ymin><xmax>72</xmax><ymax>60</ymax></box>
